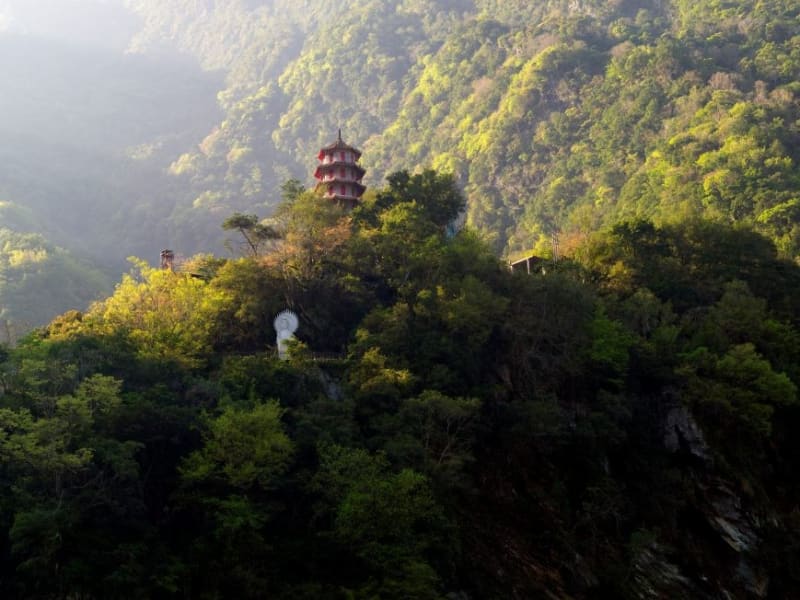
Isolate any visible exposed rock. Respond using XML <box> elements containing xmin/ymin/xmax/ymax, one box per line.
<box><xmin>702</xmin><ymin>480</ymin><xmax>759</xmax><ymax>553</ymax></box>
<box><xmin>572</xmin><ymin>553</ymin><xmax>599</xmax><ymax>590</ymax></box>
<box><xmin>317</xmin><ymin>367</ymin><xmax>343</xmax><ymax>401</ymax></box>
<box><xmin>712</xmin><ymin>514</ymin><xmax>756</xmax><ymax>553</ymax></box>
<box><xmin>629</xmin><ymin>542</ymin><xmax>710</xmax><ymax>600</ymax></box>
<box><xmin>663</xmin><ymin>404</ymin><xmax>712</xmax><ymax>465</ymax></box>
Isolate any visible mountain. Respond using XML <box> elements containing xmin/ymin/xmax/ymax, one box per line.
<box><xmin>121</xmin><ymin>0</ymin><xmax>800</xmax><ymax>259</ymax></box>
<box><xmin>1</xmin><ymin>177</ymin><xmax>799</xmax><ymax>598</ymax></box>
<box><xmin>0</xmin><ymin>2</ymin><xmax>222</xmax><ymax>328</ymax></box>
<box><xmin>2</xmin><ymin>3</ymin><xmax>800</xmax><ymax>595</ymax></box>
<box><xmin>0</xmin><ymin>226</ymin><xmax>110</xmax><ymax>343</ymax></box>
<box><xmin>1</xmin><ymin>0</ymin><xmax>799</xmax><ymax>326</ymax></box>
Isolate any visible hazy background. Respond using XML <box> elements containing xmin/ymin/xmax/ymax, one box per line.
<box><xmin>0</xmin><ymin>0</ymin><xmax>227</xmax><ymax>338</ymax></box>
<box><xmin>1</xmin><ymin>0</ymin><xmax>799</xmax><ymax>340</ymax></box>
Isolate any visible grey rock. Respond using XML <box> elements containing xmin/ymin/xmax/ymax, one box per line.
<box><xmin>663</xmin><ymin>405</ymin><xmax>712</xmax><ymax>465</ymax></box>
<box><xmin>736</xmin><ymin>558</ymin><xmax>770</xmax><ymax>598</ymax></box>
<box><xmin>704</xmin><ymin>481</ymin><xmax>759</xmax><ymax>553</ymax></box>
<box><xmin>629</xmin><ymin>542</ymin><xmax>708</xmax><ymax>600</ymax></box>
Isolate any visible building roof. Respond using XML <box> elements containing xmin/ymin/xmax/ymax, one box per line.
<box><xmin>314</xmin><ymin>162</ymin><xmax>367</xmax><ymax>180</ymax></box>
<box><xmin>317</xmin><ymin>180</ymin><xmax>367</xmax><ymax>195</ymax></box>
<box><xmin>317</xmin><ymin>130</ymin><xmax>362</xmax><ymax>160</ymax></box>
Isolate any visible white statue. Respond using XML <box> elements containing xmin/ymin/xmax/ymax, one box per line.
<box><xmin>273</xmin><ymin>310</ymin><xmax>299</xmax><ymax>360</ymax></box>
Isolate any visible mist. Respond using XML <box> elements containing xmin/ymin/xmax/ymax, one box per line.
<box><xmin>0</xmin><ymin>0</ymin><xmax>223</xmax><ymax>234</ymax></box>
<box><xmin>0</xmin><ymin>0</ymin><xmax>227</xmax><ymax>332</ymax></box>
<box><xmin>0</xmin><ymin>0</ymin><xmax>139</xmax><ymax>50</ymax></box>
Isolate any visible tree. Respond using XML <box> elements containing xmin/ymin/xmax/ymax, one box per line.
<box><xmin>311</xmin><ymin>444</ymin><xmax>450</xmax><ymax>599</ymax></box>
<box><xmin>375</xmin><ymin>170</ymin><xmax>465</xmax><ymax>229</ymax></box>
<box><xmin>86</xmin><ymin>258</ymin><xmax>230</xmax><ymax>368</ymax></box>
<box><xmin>178</xmin><ymin>400</ymin><xmax>294</xmax><ymax>596</ymax></box>
<box><xmin>222</xmin><ymin>213</ymin><xmax>281</xmax><ymax>258</ymax></box>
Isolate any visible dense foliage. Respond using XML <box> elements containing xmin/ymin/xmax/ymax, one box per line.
<box><xmin>0</xmin><ymin>23</ymin><xmax>222</xmax><ymax>330</ymax></box>
<box><xmin>3</xmin><ymin>0</ymin><xmax>800</xmax><ymax>331</ymax></box>
<box><xmin>1</xmin><ymin>174</ymin><xmax>799</xmax><ymax>598</ymax></box>
<box><xmin>0</xmin><ymin>227</ymin><xmax>110</xmax><ymax>344</ymax></box>
<box><xmin>2</xmin><ymin>4</ymin><xmax>800</xmax><ymax>593</ymax></box>
<box><xmin>122</xmin><ymin>0</ymin><xmax>800</xmax><ymax>259</ymax></box>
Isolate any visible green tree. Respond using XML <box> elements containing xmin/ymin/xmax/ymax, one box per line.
<box><xmin>222</xmin><ymin>213</ymin><xmax>281</xmax><ymax>258</ymax></box>
<box><xmin>312</xmin><ymin>444</ymin><xmax>450</xmax><ymax>599</ymax></box>
<box><xmin>86</xmin><ymin>258</ymin><xmax>230</xmax><ymax>368</ymax></box>
<box><xmin>681</xmin><ymin>344</ymin><xmax>797</xmax><ymax>439</ymax></box>
<box><xmin>181</xmin><ymin>400</ymin><xmax>293</xmax><ymax>489</ymax></box>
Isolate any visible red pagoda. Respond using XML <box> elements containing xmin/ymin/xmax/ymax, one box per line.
<box><xmin>313</xmin><ymin>130</ymin><xmax>366</xmax><ymax>208</ymax></box>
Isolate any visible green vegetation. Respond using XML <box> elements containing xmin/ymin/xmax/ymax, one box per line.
<box><xmin>1</xmin><ymin>174</ymin><xmax>799</xmax><ymax>597</ymax></box>
<box><xmin>120</xmin><ymin>0</ymin><xmax>800</xmax><ymax>260</ymax></box>
<box><xmin>0</xmin><ymin>228</ymin><xmax>110</xmax><ymax>344</ymax></box>
<box><xmin>4</xmin><ymin>0</ymin><xmax>800</xmax><ymax>332</ymax></box>
<box><xmin>2</xmin><ymin>3</ymin><xmax>800</xmax><ymax>593</ymax></box>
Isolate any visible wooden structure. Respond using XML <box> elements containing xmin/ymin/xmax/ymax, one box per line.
<box><xmin>509</xmin><ymin>254</ymin><xmax>544</xmax><ymax>275</ymax></box>
<box><xmin>313</xmin><ymin>130</ymin><xmax>366</xmax><ymax>208</ymax></box>
<box><xmin>160</xmin><ymin>249</ymin><xmax>175</xmax><ymax>271</ymax></box>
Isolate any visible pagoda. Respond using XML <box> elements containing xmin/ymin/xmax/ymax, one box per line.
<box><xmin>313</xmin><ymin>130</ymin><xmax>366</xmax><ymax>208</ymax></box>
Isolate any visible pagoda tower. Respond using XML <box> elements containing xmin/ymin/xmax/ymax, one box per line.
<box><xmin>313</xmin><ymin>130</ymin><xmax>366</xmax><ymax>208</ymax></box>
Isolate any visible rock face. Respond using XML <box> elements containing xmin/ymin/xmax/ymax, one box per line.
<box><xmin>657</xmin><ymin>401</ymin><xmax>770</xmax><ymax>598</ymax></box>
<box><xmin>702</xmin><ymin>481</ymin><xmax>759</xmax><ymax>554</ymax></box>
<box><xmin>460</xmin><ymin>385</ymin><xmax>793</xmax><ymax>599</ymax></box>
<box><xmin>663</xmin><ymin>404</ymin><xmax>712</xmax><ymax>466</ymax></box>
<box><xmin>629</xmin><ymin>542</ymin><xmax>710</xmax><ymax>600</ymax></box>
<box><xmin>317</xmin><ymin>367</ymin><xmax>344</xmax><ymax>401</ymax></box>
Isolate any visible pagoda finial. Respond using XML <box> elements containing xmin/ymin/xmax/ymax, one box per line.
<box><xmin>338</xmin><ymin>128</ymin><xmax>342</xmax><ymax>142</ymax></box>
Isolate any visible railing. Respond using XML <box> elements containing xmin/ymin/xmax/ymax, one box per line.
<box><xmin>323</xmin><ymin>174</ymin><xmax>357</xmax><ymax>182</ymax></box>
<box><xmin>311</xmin><ymin>352</ymin><xmax>347</xmax><ymax>362</ymax></box>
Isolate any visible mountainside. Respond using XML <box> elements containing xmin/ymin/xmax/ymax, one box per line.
<box><xmin>1</xmin><ymin>177</ymin><xmax>799</xmax><ymax>598</ymax></box>
<box><xmin>1</xmin><ymin>0</ymin><xmax>799</xmax><ymax>330</ymax></box>
<box><xmin>0</xmin><ymin>3</ymin><xmax>222</xmax><ymax>329</ymax></box>
<box><xmin>2</xmin><ymin>3</ymin><xmax>800</xmax><ymax>595</ymax></box>
<box><xmin>123</xmin><ymin>0</ymin><xmax>800</xmax><ymax>258</ymax></box>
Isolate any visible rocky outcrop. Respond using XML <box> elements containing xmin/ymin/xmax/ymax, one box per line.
<box><xmin>659</xmin><ymin>400</ymin><xmax>771</xmax><ymax>598</ymax></box>
<box><xmin>702</xmin><ymin>480</ymin><xmax>759</xmax><ymax>553</ymax></box>
<box><xmin>629</xmin><ymin>542</ymin><xmax>710</xmax><ymax>600</ymax></box>
<box><xmin>663</xmin><ymin>404</ymin><xmax>712</xmax><ymax>466</ymax></box>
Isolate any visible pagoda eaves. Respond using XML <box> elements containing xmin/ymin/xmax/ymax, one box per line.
<box><xmin>314</xmin><ymin>131</ymin><xmax>366</xmax><ymax>206</ymax></box>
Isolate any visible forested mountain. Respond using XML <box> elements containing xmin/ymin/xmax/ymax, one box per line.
<box><xmin>0</xmin><ymin>2</ymin><xmax>221</xmax><ymax>330</ymax></box>
<box><xmin>1</xmin><ymin>176</ymin><xmax>800</xmax><ymax>598</ymax></box>
<box><xmin>1</xmin><ymin>0</ymin><xmax>800</xmax><ymax>330</ymax></box>
<box><xmin>2</xmin><ymin>2</ymin><xmax>800</xmax><ymax>594</ymax></box>
<box><xmin>0</xmin><ymin>226</ymin><xmax>109</xmax><ymax>344</ymax></box>
<box><xmin>122</xmin><ymin>0</ymin><xmax>800</xmax><ymax>259</ymax></box>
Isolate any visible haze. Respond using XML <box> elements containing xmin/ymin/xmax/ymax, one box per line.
<box><xmin>0</xmin><ymin>0</ymin><xmax>223</xmax><ymax>256</ymax></box>
<box><xmin>0</xmin><ymin>0</ymin><xmax>139</xmax><ymax>49</ymax></box>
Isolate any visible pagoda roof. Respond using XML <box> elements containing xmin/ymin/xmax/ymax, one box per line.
<box><xmin>314</xmin><ymin>162</ymin><xmax>366</xmax><ymax>180</ymax></box>
<box><xmin>318</xmin><ymin>130</ymin><xmax>362</xmax><ymax>159</ymax></box>
<box><xmin>315</xmin><ymin>180</ymin><xmax>367</xmax><ymax>195</ymax></box>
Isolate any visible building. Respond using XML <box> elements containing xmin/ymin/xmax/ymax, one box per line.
<box><xmin>509</xmin><ymin>254</ymin><xmax>545</xmax><ymax>275</ymax></box>
<box><xmin>160</xmin><ymin>249</ymin><xmax>175</xmax><ymax>271</ymax></box>
<box><xmin>313</xmin><ymin>130</ymin><xmax>366</xmax><ymax>208</ymax></box>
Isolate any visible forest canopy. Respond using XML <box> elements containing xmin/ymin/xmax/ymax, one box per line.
<box><xmin>1</xmin><ymin>2</ymin><xmax>800</xmax><ymax>594</ymax></box>
<box><xmin>2</xmin><ymin>0</ymin><xmax>800</xmax><ymax>330</ymax></box>
<box><xmin>1</xmin><ymin>174</ymin><xmax>799</xmax><ymax>597</ymax></box>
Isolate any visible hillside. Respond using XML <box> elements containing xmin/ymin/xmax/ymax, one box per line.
<box><xmin>1</xmin><ymin>177</ymin><xmax>799</xmax><ymax>598</ymax></box>
<box><xmin>1</xmin><ymin>0</ymin><xmax>799</xmax><ymax>331</ymax></box>
<box><xmin>1</xmin><ymin>1</ymin><xmax>799</xmax><ymax>596</ymax></box>
<box><xmin>123</xmin><ymin>0</ymin><xmax>800</xmax><ymax>259</ymax></box>
<box><xmin>0</xmin><ymin>3</ymin><xmax>222</xmax><ymax>329</ymax></box>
